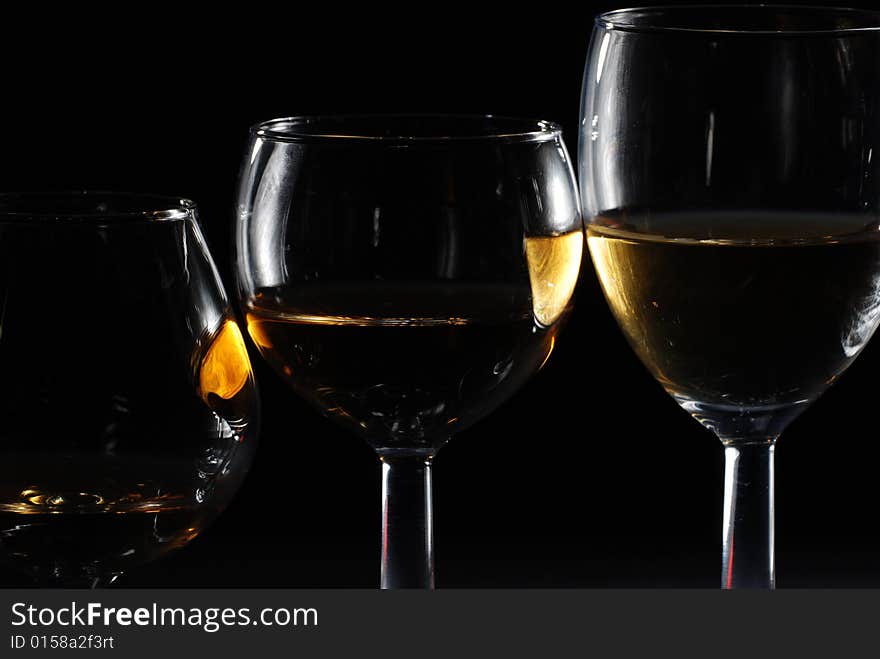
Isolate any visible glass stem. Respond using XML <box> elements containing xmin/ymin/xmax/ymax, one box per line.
<box><xmin>721</xmin><ymin>439</ymin><xmax>776</xmax><ymax>589</ymax></box>
<box><xmin>379</xmin><ymin>453</ymin><xmax>434</xmax><ymax>590</ymax></box>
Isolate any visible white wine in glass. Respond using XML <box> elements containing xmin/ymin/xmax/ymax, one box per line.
<box><xmin>580</xmin><ymin>6</ymin><xmax>880</xmax><ymax>588</ymax></box>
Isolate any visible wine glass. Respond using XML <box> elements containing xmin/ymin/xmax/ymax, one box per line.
<box><xmin>235</xmin><ymin>115</ymin><xmax>582</xmax><ymax>588</ymax></box>
<box><xmin>0</xmin><ymin>192</ymin><xmax>259</xmax><ymax>587</ymax></box>
<box><xmin>580</xmin><ymin>6</ymin><xmax>880</xmax><ymax>588</ymax></box>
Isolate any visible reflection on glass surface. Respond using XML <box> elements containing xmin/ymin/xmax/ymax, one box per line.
<box><xmin>526</xmin><ymin>232</ymin><xmax>583</xmax><ymax>327</ymax></box>
<box><xmin>0</xmin><ymin>193</ymin><xmax>259</xmax><ymax>587</ymax></box>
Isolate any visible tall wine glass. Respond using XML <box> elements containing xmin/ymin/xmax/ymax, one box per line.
<box><xmin>580</xmin><ymin>6</ymin><xmax>880</xmax><ymax>588</ymax></box>
<box><xmin>0</xmin><ymin>192</ymin><xmax>258</xmax><ymax>587</ymax></box>
<box><xmin>236</xmin><ymin>115</ymin><xmax>582</xmax><ymax>588</ymax></box>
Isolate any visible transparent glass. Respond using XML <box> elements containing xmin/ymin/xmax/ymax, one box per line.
<box><xmin>236</xmin><ymin>115</ymin><xmax>583</xmax><ymax>588</ymax></box>
<box><xmin>0</xmin><ymin>192</ymin><xmax>259</xmax><ymax>587</ymax></box>
<box><xmin>580</xmin><ymin>6</ymin><xmax>880</xmax><ymax>588</ymax></box>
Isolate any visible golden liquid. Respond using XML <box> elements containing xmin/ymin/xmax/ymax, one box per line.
<box><xmin>0</xmin><ymin>319</ymin><xmax>257</xmax><ymax>582</ymax></box>
<box><xmin>245</xmin><ymin>231</ymin><xmax>581</xmax><ymax>451</ymax></box>
<box><xmin>525</xmin><ymin>231</ymin><xmax>584</xmax><ymax>327</ymax></box>
<box><xmin>198</xmin><ymin>319</ymin><xmax>252</xmax><ymax>402</ymax></box>
<box><xmin>587</xmin><ymin>219</ymin><xmax>880</xmax><ymax>430</ymax></box>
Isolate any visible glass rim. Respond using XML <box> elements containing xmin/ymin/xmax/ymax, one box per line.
<box><xmin>0</xmin><ymin>192</ymin><xmax>197</xmax><ymax>222</ymax></box>
<box><xmin>596</xmin><ymin>4</ymin><xmax>880</xmax><ymax>35</ymax></box>
<box><xmin>251</xmin><ymin>114</ymin><xmax>564</xmax><ymax>144</ymax></box>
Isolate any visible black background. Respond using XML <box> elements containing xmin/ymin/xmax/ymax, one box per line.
<box><xmin>1</xmin><ymin>1</ymin><xmax>879</xmax><ymax>588</ymax></box>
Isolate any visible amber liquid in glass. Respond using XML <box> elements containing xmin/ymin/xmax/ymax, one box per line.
<box><xmin>246</xmin><ymin>232</ymin><xmax>582</xmax><ymax>449</ymax></box>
